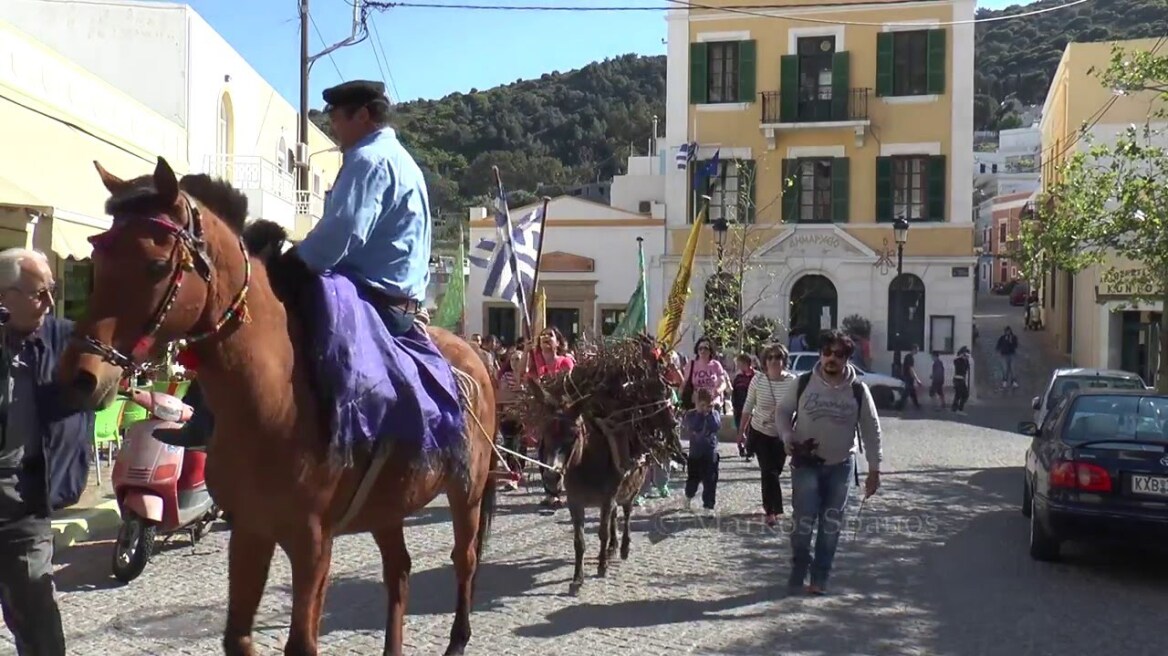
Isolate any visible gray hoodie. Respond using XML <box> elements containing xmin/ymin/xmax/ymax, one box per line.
<box><xmin>774</xmin><ymin>362</ymin><xmax>882</xmax><ymax>471</ymax></box>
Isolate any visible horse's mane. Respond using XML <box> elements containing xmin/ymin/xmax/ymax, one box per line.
<box><xmin>102</xmin><ymin>173</ymin><xmax>249</xmax><ymax>235</ymax></box>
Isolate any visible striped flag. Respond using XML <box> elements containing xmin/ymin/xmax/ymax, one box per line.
<box><xmin>675</xmin><ymin>141</ymin><xmax>697</xmax><ymax>170</ymax></box>
<box><xmin>656</xmin><ymin>199</ymin><xmax>709</xmax><ymax>350</ymax></box>
<box><xmin>468</xmin><ymin>200</ymin><xmax>544</xmax><ymax>311</ymax></box>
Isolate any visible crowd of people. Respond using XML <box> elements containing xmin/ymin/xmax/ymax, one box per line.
<box><xmin>471</xmin><ymin>327</ymin><xmax>885</xmax><ymax>595</ymax></box>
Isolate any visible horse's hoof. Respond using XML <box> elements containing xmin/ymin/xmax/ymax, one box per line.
<box><xmin>620</xmin><ymin>546</ymin><xmax>630</xmax><ymax>560</ymax></box>
<box><xmin>597</xmin><ymin>566</ymin><xmax>608</xmax><ymax>578</ymax></box>
<box><xmin>568</xmin><ymin>581</ymin><xmax>582</xmax><ymax>596</ymax></box>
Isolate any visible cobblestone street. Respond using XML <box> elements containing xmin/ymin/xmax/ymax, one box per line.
<box><xmin>9</xmin><ymin>399</ymin><xmax>1168</xmax><ymax>656</ymax></box>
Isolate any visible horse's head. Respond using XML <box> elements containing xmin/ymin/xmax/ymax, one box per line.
<box><xmin>527</xmin><ymin>379</ymin><xmax>588</xmax><ymax>471</ymax></box>
<box><xmin>58</xmin><ymin>157</ymin><xmax>249</xmax><ymax>410</ymax></box>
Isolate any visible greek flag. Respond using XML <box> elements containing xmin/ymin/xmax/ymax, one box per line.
<box><xmin>468</xmin><ymin>201</ymin><xmax>543</xmax><ymax>307</ymax></box>
<box><xmin>676</xmin><ymin>141</ymin><xmax>697</xmax><ymax>170</ymax></box>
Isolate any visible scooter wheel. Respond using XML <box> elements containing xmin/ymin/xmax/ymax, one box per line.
<box><xmin>112</xmin><ymin>514</ymin><xmax>156</xmax><ymax>584</ymax></box>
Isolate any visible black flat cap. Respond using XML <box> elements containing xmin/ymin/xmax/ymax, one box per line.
<box><xmin>322</xmin><ymin>80</ymin><xmax>388</xmax><ymax>111</ymax></box>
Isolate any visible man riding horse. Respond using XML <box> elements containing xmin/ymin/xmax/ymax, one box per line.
<box><xmin>167</xmin><ymin>79</ymin><xmax>451</xmax><ymax>446</ymax></box>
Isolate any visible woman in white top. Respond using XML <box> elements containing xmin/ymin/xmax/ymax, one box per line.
<box><xmin>738</xmin><ymin>343</ymin><xmax>796</xmax><ymax>526</ymax></box>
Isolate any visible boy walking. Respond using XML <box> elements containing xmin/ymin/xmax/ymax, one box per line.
<box><xmin>928</xmin><ymin>351</ymin><xmax>946</xmax><ymax>409</ymax></box>
<box><xmin>684</xmin><ymin>388</ymin><xmax>721</xmax><ymax>515</ymax></box>
<box><xmin>731</xmin><ymin>353</ymin><xmax>756</xmax><ymax>459</ymax></box>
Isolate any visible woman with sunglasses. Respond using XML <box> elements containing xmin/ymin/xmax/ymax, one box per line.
<box><xmin>682</xmin><ymin>337</ymin><xmax>728</xmax><ymax>412</ymax></box>
<box><xmin>739</xmin><ymin>343</ymin><xmax>796</xmax><ymax>526</ymax></box>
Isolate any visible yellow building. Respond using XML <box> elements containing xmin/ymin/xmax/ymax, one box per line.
<box><xmin>1036</xmin><ymin>37</ymin><xmax>1168</xmax><ymax>386</ymax></box>
<box><xmin>0</xmin><ymin>18</ymin><xmax>188</xmax><ymax>320</ymax></box>
<box><xmin>654</xmin><ymin>0</ymin><xmax>976</xmax><ymax>371</ymax></box>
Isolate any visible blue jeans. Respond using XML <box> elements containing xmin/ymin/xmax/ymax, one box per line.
<box><xmin>1000</xmin><ymin>354</ymin><xmax>1015</xmax><ymax>384</ymax></box>
<box><xmin>788</xmin><ymin>455</ymin><xmax>854</xmax><ymax>588</ymax></box>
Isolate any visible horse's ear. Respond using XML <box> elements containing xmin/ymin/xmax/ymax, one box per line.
<box><xmin>153</xmin><ymin>157</ymin><xmax>180</xmax><ymax>206</ymax></box>
<box><xmin>94</xmin><ymin>161</ymin><xmax>126</xmax><ymax>193</ymax></box>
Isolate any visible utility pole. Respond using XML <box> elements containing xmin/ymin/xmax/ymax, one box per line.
<box><xmin>297</xmin><ymin>0</ymin><xmax>365</xmax><ymax>198</ymax></box>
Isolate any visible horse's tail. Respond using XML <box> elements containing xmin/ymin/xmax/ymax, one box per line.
<box><xmin>475</xmin><ymin>456</ymin><xmax>498</xmax><ymax>563</ymax></box>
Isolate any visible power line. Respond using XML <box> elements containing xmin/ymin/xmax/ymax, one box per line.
<box><xmin>309</xmin><ymin>13</ymin><xmax>345</xmax><ymax>79</ymax></box>
<box><xmin>368</xmin><ymin>17</ymin><xmax>403</xmax><ymax>102</ymax></box>
<box><xmin>363</xmin><ymin>0</ymin><xmax>1090</xmax><ymax>27</ymax></box>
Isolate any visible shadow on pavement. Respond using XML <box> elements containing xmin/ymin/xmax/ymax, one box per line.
<box><xmin>55</xmin><ymin>538</ymin><xmax>123</xmax><ymax>593</ymax></box>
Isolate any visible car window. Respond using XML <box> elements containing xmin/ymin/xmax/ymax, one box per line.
<box><xmin>1047</xmin><ymin>375</ymin><xmax>1144</xmax><ymax>407</ymax></box>
<box><xmin>1041</xmin><ymin>396</ymin><xmax>1066</xmax><ymax>434</ymax></box>
<box><xmin>1062</xmin><ymin>395</ymin><xmax>1168</xmax><ymax>444</ymax></box>
<box><xmin>792</xmin><ymin>355</ymin><xmax>816</xmax><ymax>372</ymax></box>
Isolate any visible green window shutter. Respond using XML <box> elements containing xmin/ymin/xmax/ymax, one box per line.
<box><xmin>926</xmin><ymin>29</ymin><xmax>946</xmax><ymax>95</ymax></box>
<box><xmin>780</xmin><ymin>55</ymin><xmax>799</xmax><ymax>122</ymax></box>
<box><xmin>690</xmin><ymin>43</ymin><xmax>709</xmax><ymax>104</ymax></box>
<box><xmin>737</xmin><ymin>40</ymin><xmax>757</xmax><ymax>103</ymax></box>
<box><xmin>875</xmin><ymin>156</ymin><xmax>894</xmax><ymax>222</ymax></box>
<box><xmin>927</xmin><ymin>155</ymin><xmax>947</xmax><ymax>220</ymax></box>
<box><xmin>831</xmin><ymin>51</ymin><xmax>850</xmax><ymax>120</ymax></box>
<box><xmin>737</xmin><ymin>159</ymin><xmax>756</xmax><ymax>223</ymax></box>
<box><xmin>831</xmin><ymin>157</ymin><xmax>850</xmax><ymax>223</ymax></box>
<box><xmin>876</xmin><ymin>33</ymin><xmax>894</xmax><ymax>97</ymax></box>
<box><xmin>781</xmin><ymin>158</ymin><xmax>799</xmax><ymax>223</ymax></box>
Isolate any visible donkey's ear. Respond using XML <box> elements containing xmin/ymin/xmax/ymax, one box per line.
<box><xmin>153</xmin><ymin>157</ymin><xmax>180</xmax><ymax>206</ymax></box>
<box><xmin>94</xmin><ymin>161</ymin><xmax>126</xmax><ymax>193</ymax></box>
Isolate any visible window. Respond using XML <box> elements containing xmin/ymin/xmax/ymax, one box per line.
<box><xmin>891</xmin><ymin>31</ymin><xmax>928</xmax><ymax>96</ymax></box>
<box><xmin>1062</xmin><ymin>395</ymin><xmax>1168</xmax><ymax>444</ymax></box>
<box><xmin>486</xmin><ymin>306</ymin><xmax>517</xmax><ymax>346</ymax></box>
<box><xmin>61</xmin><ymin>259</ymin><xmax>93</xmax><ymax>322</ymax></box>
<box><xmin>313</xmin><ymin>173</ymin><xmax>321</xmax><ymax>196</ymax></box>
<box><xmin>600</xmin><ymin>308</ymin><xmax>626</xmax><ymax>336</ymax></box>
<box><xmin>689</xmin><ymin>40</ymin><xmax>756</xmax><ymax>105</ymax></box>
<box><xmin>692</xmin><ymin>159</ymin><xmax>756</xmax><ymax>224</ymax></box>
<box><xmin>876</xmin><ymin>29</ymin><xmax>945</xmax><ymax>97</ymax></box>
<box><xmin>999</xmin><ymin>223</ymin><xmax>1007</xmax><ymax>242</ymax></box>
<box><xmin>928</xmin><ymin>315</ymin><xmax>955</xmax><ymax>354</ymax></box>
<box><xmin>277</xmin><ymin>137</ymin><xmax>288</xmax><ymax>172</ymax></box>
<box><xmin>892</xmin><ymin>156</ymin><xmax>927</xmax><ymax>220</ymax></box>
<box><xmin>798</xmin><ymin>159</ymin><xmax>833</xmax><ymax>223</ymax></box>
<box><xmin>887</xmin><ymin>273</ymin><xmax>925</xmax><ymax>351</ymax></box>
<box><xmin>216</xmin><ymin>93</ymin><xmax>233</xmax><ymax>157</ymax></box>
<box><xmin>708</xmin><ymin>42</ymin><xmax>740</xmax><ymax>103</ymax></box>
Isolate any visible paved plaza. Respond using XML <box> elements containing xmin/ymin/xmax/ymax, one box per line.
<box><xmin>8</xmin><ymin>403</ymin><xmax>1168</xmax><ymax>655</ymax></box>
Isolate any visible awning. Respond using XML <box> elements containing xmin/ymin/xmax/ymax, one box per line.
<box><xmin>0</xmin><ymin>173</ymin><xmax>50</xmax><ymax>210</ymax></box>
<box><xmin>44</xmin><ymin>211</ymin><xmax>110</xmax><ymax>261</ymax></box>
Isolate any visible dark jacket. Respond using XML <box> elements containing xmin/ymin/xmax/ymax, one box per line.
<box><xmin>17</xmin><ymin>315</ymin><xmax>95</xmax><ymax>518</ymax></box>
<box><xmin>683</xmin><ymin>409</ymin><xmax>721</xmax><ymax>459</ymax></box>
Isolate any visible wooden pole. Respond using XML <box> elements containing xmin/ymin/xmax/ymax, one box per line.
<box><xmin>527</xmin><ymin>196</ymin><xmax>552</xmax><ymax>325</ymax></box>
<box><xmin>490</xmin><ymin>166</ymin><xmax>531</xmax><ymax>340</ymax></box>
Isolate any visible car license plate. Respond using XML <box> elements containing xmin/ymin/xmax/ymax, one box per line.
<box><xmin>1131</xmin><ymin>475</ymin><xmax>1168</xmax><ymax>497</ymax></box>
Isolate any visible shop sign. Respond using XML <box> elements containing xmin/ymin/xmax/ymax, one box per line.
<box><xmin>1096</xmin><ymin>268</ymin><xmax>1164</xmax><ymax>302</ymax></box>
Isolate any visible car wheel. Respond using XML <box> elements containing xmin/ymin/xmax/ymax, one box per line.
<box><xmin>1028</xmin><ymin>503</ymin><xmax>1060</xmax><ymax>562</ymax></box>
<box><xmin>871</xmin><ymin>386</ymin><xmax>895</xmax><ymax>409</ymax></box>
<box><xmin>1021</xmin><ymin>477</ymin><xmax>1033</xmax><ymax>518</ymax></box>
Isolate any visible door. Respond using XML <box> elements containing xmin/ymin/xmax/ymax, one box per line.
<box><xmin>546</xmin><ymin>307</ymin><xmax>581</xmax><ymax>347</ymax></box>
<box><xmin>797</xmin><ymin>36</ymin><xmax>836</xmax><ymax>122</ymax></box>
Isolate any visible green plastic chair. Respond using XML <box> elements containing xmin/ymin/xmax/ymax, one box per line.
<box><xmin>151</xmin><ymin>379</ymin><xmax>192</xmax><ymax>399</ymax></box>
<box><xmin>119</xmin><ymin>399</ymin><xmax>149</xmax><ymax>431</ymax></box>
<box><xmin>93</xmin><ymin>398</ymin><xmax>126</xmax><ymax>485</ymax></box>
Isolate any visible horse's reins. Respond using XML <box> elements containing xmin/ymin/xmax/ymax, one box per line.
<box><xmin>78</xmin><ymin>192</ymin><xmax>252</xmax><ymax>373</ymax></box>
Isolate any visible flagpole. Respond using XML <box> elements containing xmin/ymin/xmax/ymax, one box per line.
<box><xmin>636</xmin><ymin>236</ymin><xmax>648</xmax><ymax>335</ymax></box>
<box><xmin>526</xmin><ymin>196</ymin><xmax>552</xmax><ymax>339</ymax></box>
<box><xmin>491</xmin><ymin>166</ymin><xmax>532</xmax><ymax>338</ymax></box>
<box><xmin>459</xmin><ymin>221</ymin><xmax>467</xmax><ymax>335</ymax></box>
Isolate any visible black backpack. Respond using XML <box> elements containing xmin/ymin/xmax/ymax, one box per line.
<box><xmin>792</xmin><ymin>372</ymin><xmax>867</xmax><ymax>482</ymax></box>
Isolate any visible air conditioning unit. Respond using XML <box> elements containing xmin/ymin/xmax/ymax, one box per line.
<box><xmin>638</xmin><ymin>201</ymin><xmax>651</xmax><ymax>214</ymax></box>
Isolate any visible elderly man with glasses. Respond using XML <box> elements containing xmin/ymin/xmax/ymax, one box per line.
<box><xmin>0</xmin><ymin>248</ymin><xmax>95</xmax><ymax>654</ymax></box>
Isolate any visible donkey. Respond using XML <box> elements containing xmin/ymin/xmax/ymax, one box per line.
<box><xmin>527</xmin><ymin>381</ymin><xmax>648</xmax><ymax>595</ymax></box>
<box><xmin>58</xmin><ymin>158</ymin><xmax>497</xmax><ymax>656</ymax></box>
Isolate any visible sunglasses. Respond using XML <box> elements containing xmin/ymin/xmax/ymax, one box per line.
<box><xmin>821</xmin><ymin>348</ymin><xmax>848</xmax><ymax>359</ymax></box>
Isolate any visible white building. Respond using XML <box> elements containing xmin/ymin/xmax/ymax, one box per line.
<box><xmin>466</xmin><ymin>152</ymin><xmax>668</xmax><ymax>345</ymax></box>
<box><xmin>0</xmin><ymin>0</ymin><xmax>341</xmax><ymax>238</ymax></box>
<box><xmin>973</xmin><ymin>126</ymin><xmax>1041</xmax><ymax>199</ymax></box>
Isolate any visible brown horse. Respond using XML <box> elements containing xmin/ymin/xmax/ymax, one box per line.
<box><xmin>57</xmin><ymin>157</ymin><xmax>497</xmax><ymax>656</ymax></box>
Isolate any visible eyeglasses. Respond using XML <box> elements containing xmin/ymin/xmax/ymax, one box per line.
<box><xmin>7</xmin><ymin>284</ymin><xmax>55</xmax><ymax>303</ymax></box>
<box><xmin>820</xmin><ymin>348</ymin><xmax>848</xmax><ymax>360</ymax></box>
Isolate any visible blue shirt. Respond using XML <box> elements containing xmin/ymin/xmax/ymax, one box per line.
<box><xmin>298</xmin><ymin>127</ymin><xmax>432</xmax><ymax>301</ymax></box>
<box><xmin>683</xmin><ymin>409</ymin><xmax>721</xmax><ymax>459</ymax></box>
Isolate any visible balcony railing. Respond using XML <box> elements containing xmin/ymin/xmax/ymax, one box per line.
<box><xmin>761</xmin><ymin>88</ymin><xmax>870</xmax><ymax>125</ymax></box>
<box><xmin>205</xmin><ymin>155</ymin><xmax>295</xmax><ymax>202</ymax></box>
<box><xmin>296</xmin><ymin>190</ymin><xmax>325</xmax><ymax>219</ymax></box>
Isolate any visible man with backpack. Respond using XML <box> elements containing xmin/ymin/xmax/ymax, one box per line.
<box><xmin>775</xmin><ymin>329</ymin><xmax>882</xmax><ymax>595</ymax></box>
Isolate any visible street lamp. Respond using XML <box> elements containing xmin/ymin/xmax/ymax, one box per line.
<box><xmin>711</xmin><ymin>216</ymin><xmax>729</xmax><ymax>273</ymax></box>
<box><xmin>891</xmin><ymin>217</ymin><xmax>910</xmax><ymax>377</ymax></box>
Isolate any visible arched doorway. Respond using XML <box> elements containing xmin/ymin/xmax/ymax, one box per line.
<box><xmin>887</xmin><ymin>273</ymin><xmax>926</xmax><ymax>351</ymax></box>
<box><xmin>789</xmin><ymin>274</ymin><xmax>837</xmax><ymax>350</ymax></box>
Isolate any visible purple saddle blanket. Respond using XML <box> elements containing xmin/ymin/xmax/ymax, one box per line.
<box><xmin>305</xmin><ymin>273</ymin><xmax>466</xmax><ymax>466</ymax></box>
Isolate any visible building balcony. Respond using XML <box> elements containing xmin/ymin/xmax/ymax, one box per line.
<box><xmin>293</xmin><ymin>190</ymin><xmax>326</xmax><ymax>240</ymax></box>
<box><xmin>204</xmin><ymin>154</ymin><xmax>298</xmax><ymax>231</ymax></box>
<box><xmin>760</xmin><ymin>89</ymin><xmax>872</xmax><ymax>150</ymax></box>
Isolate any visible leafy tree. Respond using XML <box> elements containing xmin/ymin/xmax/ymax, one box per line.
<box><xmin>1019</xmin><ymin>45</ymin><xmax>1168</xmax><ymax>390</ymax></box>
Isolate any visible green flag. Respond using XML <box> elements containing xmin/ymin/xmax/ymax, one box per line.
<box><xmin>611</xmin><ymin>237</ymin><xmax>648</xmax><ymax>338</ymax></box>
<box><xmin>433</xmin><ymin>234</ymin><xmax>465</xmax><ymax>331</ymax></box>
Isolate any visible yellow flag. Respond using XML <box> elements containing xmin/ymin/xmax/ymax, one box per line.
<box><xmin>532</xmin><ymin>286</ymin><xmax>548</xmax><ymax>337</ymax></box>
<box><xmin>656</xmin><ymin>202</ymin><xmax>708</xmax><ymax>349</ymax></box>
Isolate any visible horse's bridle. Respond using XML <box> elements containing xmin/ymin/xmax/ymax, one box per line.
<box><xmin>77</xmin><ymin>192</ymin><xmax>252</xmax><ymax>373</ymax></box>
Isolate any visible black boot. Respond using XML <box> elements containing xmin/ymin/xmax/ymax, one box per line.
<box><xmin>153</xmin><ymin>380</ymin><xmax>216</xmax><ymax>449</ymax></box>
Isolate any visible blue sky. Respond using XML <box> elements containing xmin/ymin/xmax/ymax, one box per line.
<box><xmin>178</xmin><ymin>0</ymin><xmax>1025</xmax><ymax>108</ymax></box>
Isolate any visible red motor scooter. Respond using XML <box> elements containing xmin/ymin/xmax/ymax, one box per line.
<box><xmin>110</xmin><ymin>388</ymin><xmax>221</xmax><ymax>583</ymax></box>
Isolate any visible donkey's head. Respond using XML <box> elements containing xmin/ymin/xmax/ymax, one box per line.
<box><xmin>527</xmin><ymin>379</ymin><xmax>589</xmax><ymax>471</ymax></box>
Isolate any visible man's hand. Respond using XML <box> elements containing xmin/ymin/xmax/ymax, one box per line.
<box><xmin>864</xmin><ymin>470</ymin><xmax>881</xmax><ymax>499</ymax></box>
